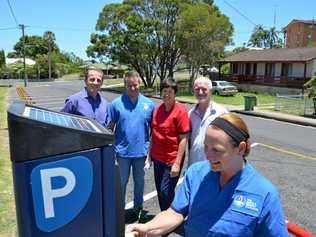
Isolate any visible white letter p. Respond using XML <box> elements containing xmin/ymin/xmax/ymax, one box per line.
<box><xmin>40</xmin><ymin>167</ymin><xmax>76</xmax><ymax>219</ymax></box>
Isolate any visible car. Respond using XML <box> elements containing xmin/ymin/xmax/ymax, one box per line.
<box><xmin>212</xmin><ymin>80</ymin><xmax>238</xmax><ymax>96</ymax></box>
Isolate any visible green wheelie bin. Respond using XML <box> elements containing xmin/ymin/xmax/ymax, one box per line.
<box><xmin>244</xmin><ymin>95</ymin><xmax>257</xmax><ymax>111</ymax></box>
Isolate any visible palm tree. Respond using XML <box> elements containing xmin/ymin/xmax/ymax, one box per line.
<box><xmin>266</xmin><ymin>27</ymin><xmax>283</xmax><ymax>48</ymax></box>
<box><xmin>248</xmin><ymin>25</ymin><xmax>268</xmax><ymax>48</ymax></box>
<box><xmin>43</xmin><ymin>31</ymin><xmax>55</xmax><ymax>79</ymax></box>
<box><xmin>248</xmin><ymin>25</ymin><xmax>283</xmax><ymax>48</ymax></box>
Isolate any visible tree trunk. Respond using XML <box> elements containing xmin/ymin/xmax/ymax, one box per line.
<box><xmin>188</xmin><ymin>65</ymin><xmax>199</xmax><ymax>93</ymax></box>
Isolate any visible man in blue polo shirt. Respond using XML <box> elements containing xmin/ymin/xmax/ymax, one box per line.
<box><xmin>61</xmin><ymin>66</ymin><xmax>110</xmax><ymax>127</ymax></box>
<box><xmin>108</xmin><ymin>71</ymin><xmax>155</xmax><ymax>221</ymax></box>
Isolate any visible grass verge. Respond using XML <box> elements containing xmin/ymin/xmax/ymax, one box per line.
<box><xmin>0</xmin><ymin>88</ymin><xmax>16</xmax><ymax>237</ymax></box>
<box><xmin>177</xmin><ymin>91</ymin><xmax>276</xmax><ymax>106</ymax></box>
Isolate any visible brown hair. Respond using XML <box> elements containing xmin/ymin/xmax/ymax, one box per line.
<box><xmin>84</xmin><ymin>66</ymin><xmax>104</xmax><ymax>81</ymax></box>
<box><xmin>216</xmin><ymin>113</ymin><xmax>251</xmax><ymax>157</ymax></box>
<box><xmin>160</xmin><ymin>77</ymin><xmax>178</xmax><ymax>94</ymax></box>
<box><xmin>124</xmin><ymin>71</ymin><xmax>141</xmax><ymax>84</ymax></box>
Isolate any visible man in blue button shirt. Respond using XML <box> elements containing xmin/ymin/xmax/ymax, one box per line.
<box><xmin>127</xmin><ymin>113</ymin><xmax>288</xmax><ymax>236</ymax></box>
<box><xmin>61</xmin><ymin>66</ymin><xmax>110</xmax><ymax>127</ymax></box>
<box><xmin>108</xmin><ymin>71</ymin><xmax>155</xmax><ymax>221</ymax></box>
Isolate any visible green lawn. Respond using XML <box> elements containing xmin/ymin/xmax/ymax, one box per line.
<box><xmin>177</xmin><ymin>91</ymin><xmax>276</xmax><ymax>106</ymax></box>
<box><xmin>0</xmin><ymin>88</ymin><xmax>16</xmax><ymax>237</ymax></box>
<box><xmin>103</xmin><ymin>78</ymin><xmax>124</xmax><ymax>86</ymax></box>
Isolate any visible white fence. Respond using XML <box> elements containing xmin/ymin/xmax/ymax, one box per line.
<box><xmin>275</xmin><ymin>94</ymin><xmax>315</xmax><ymax>116</ymax></box>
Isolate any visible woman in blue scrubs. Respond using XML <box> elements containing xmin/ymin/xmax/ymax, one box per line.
<box><xmin>126</xmin><ymin>113</ymin><xmax>288</xmax><ymax>237</ymax></box>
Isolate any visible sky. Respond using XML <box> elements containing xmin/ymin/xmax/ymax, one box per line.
<box><xmin>1</xmin><ymin>0</ymin><xmax>316</xmax><ymax>60</ymax></box>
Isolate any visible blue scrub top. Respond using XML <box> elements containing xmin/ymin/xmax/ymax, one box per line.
<box><xmin>171</xmin><ymin>161</ymin><xmax>288</xmax><ymax>237</ymax></box>
<box><xmin>61</xmin><ymin>88</ymin><xmax>110</xmax><ymax>127</ymax></box>
<box><xmin>108</xmin><ymin>93</ymin><xmax>155</xmax><ymax>158</ymax></box>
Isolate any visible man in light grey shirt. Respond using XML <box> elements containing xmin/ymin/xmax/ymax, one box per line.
<box><xmin>188</xmin><ymin>77</ymin><xmax>228</xmax><ymax>166</ymax></box>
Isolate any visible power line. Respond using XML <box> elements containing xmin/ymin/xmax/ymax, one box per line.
<box><xmin>0</xmin><ymin>25</ymin><xmax>94</xmax><ymax>32</ymax></box>
<box><xmin>5</xmin><ymin>0</ymin><xmax>19</xmax><ymax>26</ymax></box>
<box><xmin>221</xmin><ymin>0</ymin><xmax>257</xmax><ymax>27</ymax></box>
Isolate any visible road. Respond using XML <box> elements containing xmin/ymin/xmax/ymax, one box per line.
<box><xmin>9</xmin><ymin>80</ymin><xmax>316</xmax><ymax>235</ymax></box>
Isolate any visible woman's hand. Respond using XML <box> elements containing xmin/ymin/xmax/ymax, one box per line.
<box><xmin>170</xmin><ymin>163</ymin><xmax>180</xmax><ymax>177</ymax></box>
<box><xmin>144</xmin><ymin>156</ymin><xmax>152</xmax><ymax>171</ymax></box>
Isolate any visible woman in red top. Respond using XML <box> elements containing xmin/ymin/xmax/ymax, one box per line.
<box><xmin>147</xmin><ymin>78</ymin><xmax>191</xmax><ymax>211</ymax></box>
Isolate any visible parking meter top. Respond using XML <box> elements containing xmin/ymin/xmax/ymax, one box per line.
<box><xmin>8</xmin><ymin>101</ymin><xmax>114</xmax><ymax>162</ymax></box>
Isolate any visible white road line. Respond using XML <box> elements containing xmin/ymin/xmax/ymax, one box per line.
<box><xmin>251</xmin><ymin>142</ymin><xmax>259</xmax><ymax>147</ymax></box>
<box><xmin>125</xmin><ymin>142</ymin><xmax>259</xmax><ymax>209</ymax></box>
<box><xmin>125</xmin><ymin>177</ymin><xmax>185</xmax><ymax>209</ymax></box>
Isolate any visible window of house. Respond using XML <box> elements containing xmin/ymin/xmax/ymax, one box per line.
<box><xmin>265</xmin><ymin>63</ymin><xmax>275</xmax><ymax>76</ymax></box>
<box><xmin>281</xmin><ymin>63</ymin><xmax>292</xmax><ymax>77</ymax></box>
<box><xmin>253</xmin><ymin>63</ymin><xmax>257</xmax><ymax>75</ymax></box>
<box><xmin>232</xmin><ymin>63</ymin><xmax>238</xmax><ymax>74</ymax></box>
<box><xmin>245</xmin><ymin>63</ymin><xmax>251</xmax><ymax>75</ymax></box>
<box><xmin>239</xmin><ymin>64</ymin><xmax>245</xmax><ymax>74</ymax></box>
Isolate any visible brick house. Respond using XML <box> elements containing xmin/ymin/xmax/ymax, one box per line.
<box><xmin>284</xmin><ymin>19</ymin><xmax>316</xmax><ymax>48</ymax></box>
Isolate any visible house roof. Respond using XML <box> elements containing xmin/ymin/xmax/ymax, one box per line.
<box><xmin>80</xmin><ymin>63</ymin><xmax>129</xmax><ymax>71</ymax></box>
<box><xmin>284</xmin><ymin>19</ymin><xmax>316</xmax><ymax>30</ymax></box>
<box><xmin>219</xmin><ymin>47</ymin><xmax>316</xmax><ymax>63</ymax></box>
<box><xmin>6</xmin><ymin>57</ymin><xmax>36</xmax><ymax>65</ymax></box>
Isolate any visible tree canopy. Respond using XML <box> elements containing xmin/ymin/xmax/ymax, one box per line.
<box><xmin>2</xmin><ymin>32</ymin><xmax>83</xmax><ymax>79</ymax></box>
<box><xmin>0</xmin><ymin>50</ymin><xmax>5</xmax><ymax>67</ymax></box>
<box><xmin>12</xmin><ymin>33</ymin><xmax>59</xmax><ymax>59</ymax></box>
<box><xmin>177</xmin><ymin>3</ymin><xmax>233</xmax><ymax>89</ymax></box>
<box><xmin>87</xmin><ymin>0</ymin><xmax>233</xmax><ymax>87</ymax></box>
<box><xmin>248</xmin><ymin>25</ymin><xmax>283</xmax><ymax>49</ymax></box>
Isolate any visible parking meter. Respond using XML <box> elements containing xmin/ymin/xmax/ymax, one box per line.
<box><xmin>7</xmin><ymin>101</ymin><xmax>124</xmax><ymax>237</ymax></box>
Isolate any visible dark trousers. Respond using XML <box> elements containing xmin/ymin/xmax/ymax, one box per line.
<box><xmin>153</xmin><ymin>159</ymin><xmax>180</xmax><ymax>211</ymax></box>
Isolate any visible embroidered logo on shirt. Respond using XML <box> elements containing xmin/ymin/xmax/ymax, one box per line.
<box><xmin>231</xmin><ymin>192</ymin><xmax>263</xmax><ymax>217</ymax></box>
<box><xmin>143</xmin><ymin>103</ymin><xmax>149</xmax><ymax>110</ymax></box>
<box><xmin>233</xmin><ymin>195</ymin><xmax>246</xmax><ymax>208</ymax></box>
<box><xmin>245</xmin><ymin>198</ymin><xmax>259</xmax><ymax>212</ymax></box>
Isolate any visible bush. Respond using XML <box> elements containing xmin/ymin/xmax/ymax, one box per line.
<box><xmin>304</xmin><ymin>75</ymin><xmax>316</xmax><ymax>98</ymax></box>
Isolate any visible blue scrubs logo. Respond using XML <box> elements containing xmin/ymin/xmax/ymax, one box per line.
<box><xmin>233</xmin><ymin>195</ymin><xmax>246</xmax><ymax>207</ymax></box>
<box><xmin>143</xmin><ymin>103</ymin><xmax>149</xmax><ymax>110</ymax></box>
<box><xmin>232</xmin><ymin>192</ymin><xmax>263</xmax><ymax>217</ymax></box>
<box><xmin>31</xmin><ymin>156</ymin><xmax>93</xmax><ymax>232</ymax></box>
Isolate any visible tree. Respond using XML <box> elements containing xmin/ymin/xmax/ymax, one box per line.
<box><xmin>9</xmin><ymin>31</ymin><xmax>83</xmax><ymax>79</ymax></box>
<box><xmin>232</xmin><ymin>46</ymin><xmax>248</xmax><ymax>54</ymax></box>
<box><xmin>87</xmin><ymin>0</ymin><xmax>232</xmax><ymax>88</ymax></box>
<box><xmin>176</xmin><ymin>3</ymin><xmax>233</xmax><ymax>91</ymax></box>
<box><xmin>43</xmin><ymin>31</ymin><xmax>56</xmax><ymax>79</ymax></box>
<box><xmin>6</xmin><ymin>51</ymin><xmax>18</xmax><ymax>58</ymax></box>
<box><xmin>0</xmin><ymin>50</ymin><xmax>5</xmax><ymax>67</ymax></box>
<box><xmin>248</xmin><ymin>25</ymin><xmax>283</xmax><ymax>49</ymax></box>
<box><xmin>87</xmin><ymin>0</ymin><xmax>194</xmax><ymax>87</ymax></box>
<box><xmin>13</xmin><ymin>34</ymin><xmax>59</xmax><ymax>59</ymax></box>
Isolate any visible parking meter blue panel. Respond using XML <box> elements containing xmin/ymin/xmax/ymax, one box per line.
<box><xmin>7</xmin><ymin>102</ymin><xmax>123</xmax><ymax>236</ymax></box>
<box><xmin>102</xmin><ymin>145</ymin><xmax>125</xmax><ymax>237</ymax></box>
<box><xmin>31</xmin><ymin>156</ymin><xmax>93</xmax><ymax>232</ymax></box>
<box><xmin>12</xmin><ymin>149</ymin><xmax>104</xmax><ymax>237</ymax></box>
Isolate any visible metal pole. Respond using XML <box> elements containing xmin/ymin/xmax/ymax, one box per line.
<box><xmin>19</xmin><ymin>24</ymin><xmax>27</xmax><ymax>87</ymax></box>
<box><xmin>48</xmin><ymin>38</ymin><xmax>51</xmax><ymax>80</ymax></box>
